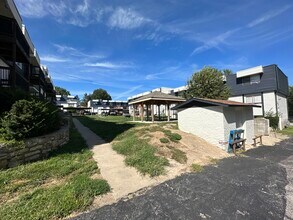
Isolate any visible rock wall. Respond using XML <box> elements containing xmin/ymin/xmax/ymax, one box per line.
<box><xmin>0</xmin><ymin>125</ymin><xmax>69</xmax><ymax>169</ymax></box>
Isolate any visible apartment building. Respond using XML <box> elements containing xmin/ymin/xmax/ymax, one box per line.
<box><xmin>56</xmin><ymin>95</ymin><xmax>80</xmax><ymax>111</ymax></box>
<box><xmin>88</xmin><ymin>100</ymin><xmax>128</xmax><ymax>115</ymax></box>
<box><xmin>226</xmin><ymin>65</ymin><xmax>289</xmax><ymax>128</ymax></box>
<box><xmin>0</xmin><ymin>0</ymin><xmax>55</xmax><ymax>102</ymax></box>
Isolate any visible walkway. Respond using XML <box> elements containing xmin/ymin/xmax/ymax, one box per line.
<box><xmin>72</xmin><ymin>118</ymin><xmax>158</xmax><ymax>200</ymax></box>
<box><xmin>72</xmin><ymin>137</ymin><xmax>293</xmax><ymax>220</ymax></box>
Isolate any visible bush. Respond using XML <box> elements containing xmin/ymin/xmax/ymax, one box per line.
<box><xmin>0</xmin><ymin>99</ymin><xmax>60</xmax><ymax>140</ymax></box>
<box><xmin>163</xmin><ymin>130</ymin><xmax>182</xmax><ymax>142</ymax></box>
<box><xmin>160</xmin><ymin>138</ymin><xmax>169</xmax><ymax>143</ymax></box>
<box><xmin>265</xmin><ymin>110</ymin><xmax>279</xmax><ymax>130</ymax></box>
<box><xmin>0</xmin><ymin>88</ymin><xmax>30</xmax><ymax>115</ymax></box>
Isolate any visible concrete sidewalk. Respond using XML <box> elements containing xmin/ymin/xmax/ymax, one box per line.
<box><xmin>72</xmin><ymin>118</ymin><xmax>158</xmax><ymax>200</ymax></box>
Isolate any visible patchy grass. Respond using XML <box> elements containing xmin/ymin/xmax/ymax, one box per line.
<box><xmin>78</xmin><ymin>116</ymin><xmax>171</xmax><ymax>176</ymax></box>
<box><xmin>279</xmin><ymin>126</ymin><xmax>293</xmax><ymax>136</ymax></box>
<box><xmin>191</xmin><ymin>164</ymin><xmax>204</xmax><ymax>172</ymax></box>
<box><xmin>163</xmin><ymin>130</ymin><xmax>182</xmax><ymax>143</ymax></box>
<box><xmin>170</xmin><ymin>148</ymin><xmax>187</xmax><ymax>164</ymax></box>
<box><xmin>0</xmin><ymin>126</ymin><xmax>110</xmax><ymax>220</ymax></box>
<box><xmin>160</xmin><ymin>138</ymin><xmax>170</xmax><ymax>144</ymax></box>
<box><xmin>113</xmin><ymin>131</ymin><xmax>169</xmax><ymax>177</ymax></box>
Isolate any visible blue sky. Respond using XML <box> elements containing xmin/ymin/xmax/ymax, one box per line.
<box><xmin>15</xmin><ymin>0</ymin><xmax>293</xmax><ymax>100</ymax></box>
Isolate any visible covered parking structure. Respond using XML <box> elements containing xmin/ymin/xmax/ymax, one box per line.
<box><xmin>128</xmin><ymin>91</ymin><xmax>185</xmax><ymax>123</ymax></box>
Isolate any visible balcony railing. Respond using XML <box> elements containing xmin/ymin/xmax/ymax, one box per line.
<box><xmin>0</xmin><ymin>16</ymin><xmax>14</xmax><ymax>36</ymax></box>
<box><xmin>0</xmin><ymin>67</ymin><xmax>10</xmax><ymax>87</ymax></box>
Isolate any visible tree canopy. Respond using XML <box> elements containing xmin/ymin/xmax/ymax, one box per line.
<box><xmin>55</xmin><ymin>86</ymin><xmax>70</xmax><ymax>96</ymax></box>
<box><xmin>289</xmin><ymin>86</ymin><xmax>293</xmax><ymax>116</ymax></box>
<box><xmin>91</xmin><ymin>89</ymin><xmax>112</xmax><ymax>100</ymax></box>
<box><xmin>186</xmin><ymin>66</ymin><xmax>231</xmax><ymax>100</ymax></box>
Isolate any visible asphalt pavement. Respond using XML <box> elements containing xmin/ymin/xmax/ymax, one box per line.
<box><xmin>73</xmin><ymin>138</ymin><xmax>293</xmax><ymax>220</ymax></box>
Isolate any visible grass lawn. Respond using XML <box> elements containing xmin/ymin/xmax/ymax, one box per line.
<box><xmin>279</xmin><ymin>126</ymin><xmax>293</xmax><ymax>136</ymax></box>
<box><xmin>77</xmin><ymin>116</ymin><xmax>183</xmax><ymax>176</ymax></box>
<box><xmin>0</xmin><ymin>125</ymin><xmax>110</xmax><ymax>220</ymax></box>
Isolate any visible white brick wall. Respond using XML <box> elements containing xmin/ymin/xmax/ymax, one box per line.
<box><xmin>178</xmin><ymin>106</ymin><xmax>255</xmax><ymax>151</ymax></box>
<box><xmin>177</xmin><ymin>107</ymin><xmax>225</xmax><ymax>149</ymax></box>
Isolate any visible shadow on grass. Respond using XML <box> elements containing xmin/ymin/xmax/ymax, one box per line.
<box><xmin>76</xmin><ymin>116</ymin><xmax>136</xmax><ymax>142</ymax></box>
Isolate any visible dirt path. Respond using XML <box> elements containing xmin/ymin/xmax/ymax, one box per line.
<box><xmin>72</xmin><ymin>118</ymin><xmax>162</xmax><ymax>201</ymax></box>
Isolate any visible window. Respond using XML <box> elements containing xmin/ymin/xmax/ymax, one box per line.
<box><xmin>236</xmin><ymin>74</ymin><xmax>261</xmax><ymax>85</ymax></box>
<box><xmin>245</xmin><ymin>94</ymin><xmax>262</xmax><ymax>104</ymax></box>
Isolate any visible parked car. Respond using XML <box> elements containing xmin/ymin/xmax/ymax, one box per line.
<box><xmin>109</xmin><ymin>110</ymin><xmax>117</xmax><ymax>116</ymax></box>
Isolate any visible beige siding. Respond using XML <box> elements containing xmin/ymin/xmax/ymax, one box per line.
<box><xmin>177</xmin><ymin>106</ymin><xmax>225</xmax><ymax>149</ymax></box>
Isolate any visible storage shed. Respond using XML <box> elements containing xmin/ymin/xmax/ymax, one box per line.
<box><xmin>172</xmin><ymin>98</ymin><xmax>260</xmax><ymax>151</ymax></box>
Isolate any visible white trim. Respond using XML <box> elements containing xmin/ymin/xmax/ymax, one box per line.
<box><xmin>236</xmin><ymin>66</ymin><xmax>263</xmax><ymax>78</ymax></box>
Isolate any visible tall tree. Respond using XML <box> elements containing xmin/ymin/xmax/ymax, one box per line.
<box><xmin>186</xmin><ymin>66</ymin><xmax>231</xmax><ymax>100</ymax></box>
<box><xmin>80</xmin><ymin>93</ymin><xmax>92</xmax><ymax>106</ymax></box>
<box><xmin>222</xmin><ymin>69</ymin><xmax>234</xmax><ymax>76</ymax></box>
<box><xmin>289</xmin><ymin>86</ymin><xmax>293</xmax><ymax>116</ymax></box>
<box><xmin>55</xmin><ymin>86</ymin><xmax>70</xmax><ymax>96</ymax></box>
<box><xmin>91</xmin><ymin>89</ymin><xmax>112</xmax><ymax>100</ymax></box>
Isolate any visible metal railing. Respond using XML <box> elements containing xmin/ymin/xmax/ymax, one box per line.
<box><xmin>0</xmin><ymin>68</ymin><xmax>10</xmax><ymax>86</ymax></box>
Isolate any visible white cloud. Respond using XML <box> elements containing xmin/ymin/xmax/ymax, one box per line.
<box><xmin>247</xmin><ymin>5</ymin><xmax>292</xmax><ymax>28</ymax></box>
<box><xmin>84</xmin><ymin>62</ymin><xmax>133</xmax><ymax>69</ymax></box>
<box><xmin>53</xmin><ymin>44</ymin><xmax>106</xmax><ymax>59</ymax></box>
<box><xmin>41</xmin><ymin>55</ymin><xmax>69</xmax><ymax>63</ymax></box>
<box><xmin>15</xmin><ymin>0</ymin><xmax>47</xmax><ymax>18</ymax></box>
<box><xmin>113</xmin><ymin>85</ymin><xmax>143</xmax><ymax>100</ymax></box>
<box><xmin>191</xmin><ymin>28</ymin><xmax>240</xmax><ymax>55</ymax></box>
<box><xmin>108</xmin><ymin>7</ymin><xmax>150</xmax><ymax>29</ymax></box>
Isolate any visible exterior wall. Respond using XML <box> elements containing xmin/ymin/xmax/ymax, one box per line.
<box><xmin>277</xmin><ymin>93</ymin><xmax>289</xmax><ymax>129</ymax></box>
<box><xmin>223</xmin><ymin>107</ymin><xmax>254</xmax><ymax>146</ymax></box>
<box><xmin>177</xmin><ymin>106</ymin><xmax>225</xmax><ymax>149</ymax></box>
<box><xmin>254</xmin><ymin>118</ymin><xmax>270</xmax><ymax>136</ymax></box>
<box><xmin>229</xmin><ymin>96</ymin><xmax>243</xmax><ymax>102</ymax></box>
<box><xmin>263</xmin><ymin>92</ymin><xmax>277</xmax><ymax>114</ymax></box>
<box><xmin>0</xmin><ymin>125</ymin><xmax>69</xmax><ymax>169</ymax></box>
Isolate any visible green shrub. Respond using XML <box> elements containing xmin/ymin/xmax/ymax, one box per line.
<box><xmin>0</xmin><ymin>88</ymin><xmax>30</xmax><ymax>115</ymax></box>
<box><xmin>160</xmin><ymin>137</ymin><xmax>170</xmax><ymax>143</ymax></box>
<box><xmin>0</xmin><ymin>99</ymin><xmax>60</xmax><ymax>140</ymax></box>
<box><xmin>265</xmin><ymin>111</ymin><xmax>279</xmax><ymax>130</ymax></box>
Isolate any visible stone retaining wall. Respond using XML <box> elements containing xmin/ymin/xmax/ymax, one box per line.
<box><xmin>0</xmin><ymin>125</ymin><xmax>69</xmax><ymax>169</ymax></box>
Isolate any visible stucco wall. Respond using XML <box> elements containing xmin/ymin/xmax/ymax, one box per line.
<box><xmin>177</xmin><ymin>106</ymin><xmax>225</xmax><ymax>149</ymax></box>
<box><xmin>0</xmin><ymin>125</ymin><xmax>69</xmax><ymax>169</ymax></box>
<box><xmin>263</xmin><ymin>92</ymin><xmax>277</xmax><ymax>114</ymax></box>
<box><xmin>277</xmin><ymin>93</ymin><xmax>289</xmax><ymax>129</ymax></box>
<box><xmin>223</xmin><ymin>107</ymin><xmax>254</xmax><ymax>146</ymax></box>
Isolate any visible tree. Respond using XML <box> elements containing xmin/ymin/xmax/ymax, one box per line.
<box><xmin>289</xmin><ymin>86</ymin><xmax>293</xmax><ymax>116</ymax></box>
<box><xmin>91</xmin><ymin>88</ymin><xmax>112</xmax><ymax>100</ymax></box>
<box><xmin>186</xmin><ymin>66</ymin><xmax>231</xmax><ymax>100</ymax></box>
<box><xmin>222</xmin><ymin>69</ymin><xmax>233</xmax><ymax>76</ymax></box>
<box><xmin>80</xmin><ymin>93</ymin><xmax>92</xmax><ymax>107</ymax></box>
<box><xmin>55</xmin><ymin>86</ymin><xmax>70</xmax><ymax>96</ymax></box>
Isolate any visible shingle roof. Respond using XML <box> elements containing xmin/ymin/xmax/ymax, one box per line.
<box><xmin>129</xmin><ymin>91</ymin><xmax>185</xmax><ymax>104</ymax></box>
<box><xmin>172</xmin><ymin>97</ymin><xmax>261</xmax><ymax>110</ymax></box>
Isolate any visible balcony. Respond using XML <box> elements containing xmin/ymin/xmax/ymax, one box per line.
<box><xmin>0</xmin><ymin>67</ymin><xmax>10</xmax><ymax>87</ymax></box>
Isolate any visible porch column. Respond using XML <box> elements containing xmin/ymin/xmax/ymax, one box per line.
<box><xmin>146</xmin><ymin>104</ymin><xmax>149</xmax><ymax>121</ymax></box>
<box><xmin>167</xmin><ymin>103</ymin><xmax>170</xmax><ymax>122</ymax></box>
<box><xmin>140</xmin><ymin>103</ymin><xmax>144</xmax><ymax>122</ymax></box>
<box><xmin>158</xmin><ymin>105</ymin><xmax>160</xmax><ymax>121</ymax></box>
<box><xmin>133</xmin><ymin>105</ymin><xmax>135</xmax><ymax>121</ymax></box>
<box><xmin>151</xmin><ymin>104</ymin><xmax>154</xmax><ymax>123</ymax></box>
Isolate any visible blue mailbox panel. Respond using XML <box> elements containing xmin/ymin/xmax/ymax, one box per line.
<box><xmin>228</xmin><ymin>129</ymin><xmax>244</xmax><ymax>152</ymax></box>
